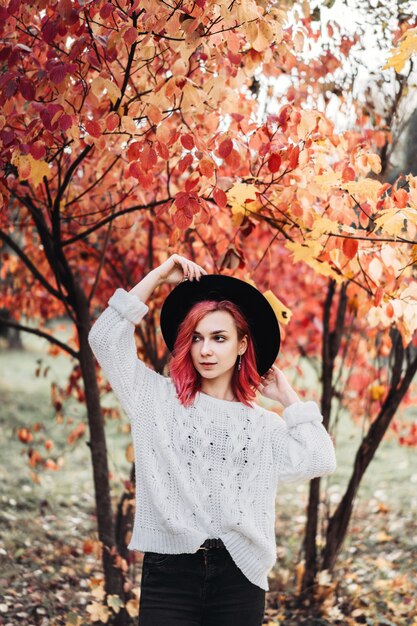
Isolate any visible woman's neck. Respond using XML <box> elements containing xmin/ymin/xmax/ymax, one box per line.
<box><xmin>199</xmin><ymin>382</ymin><xmax>236</xmax><ymax>402</ymax></box>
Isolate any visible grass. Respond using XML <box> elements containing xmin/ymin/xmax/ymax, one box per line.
<box><xmin>0</xmin><ymin>326</ymin><xmax>416</xmax><ymax>625</ymax></box>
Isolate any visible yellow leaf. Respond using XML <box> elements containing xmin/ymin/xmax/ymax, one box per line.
<box><xmin>375</xmin><ymin>530</ymin><xmax>392</xmax><ymax>542</ymax></box>
<box><xmin>368</xmin><ymin>153</ymin><xmax>382</xmax><ymax>174</ymax></box>
<box><xmin>285</xmin><ymin>239</ymin><xmax>322</xmax><ymax>263</ymax></box>
<box><xmin>374</xmin><ymin>209</ymin><xmax>406</xmax><ymax>237</ymax></box>
<box><xmin>383</xmin><ymin>27</ymin><xmax>417</xmax><ymax>72</ymax></box>
<box><xmin>107</xmin><ymin>595</ymin><xmax>124</xmax><ymax>614</ymax></box>
<box><xmin>86</xmin><ymin>602</ymin><xmax>110</xmax><ymax>623</ymax></box>
<box><xmin>13</xmin><ymin>154</ymin><xmax>50</xmax><ymax>187</ymax></box>
<box><xmin>263</xmin><ymin>290</ymin><xmax>292</xmax><ymax>325</ymax></box>
<box><xmin>342</xmin><ymin>178</ymin><xmax>382</xmax><ymax>202</ymax></box>
<box><xmin>306</xmin><ymin>258</ymin><xmax>344</xmax><ymax>283</ymax></box>
<box><xmin>369</xmin><ymin>383</ymin><xmax>385</xmax><ymax>401</ymax></box>
<box><xmin>297</xmin><ymin>110</ymin><xmax>319</xmax><ymax>137</ymax></box>
<box><xmin>313</xmin><ymin>171</ymin><xmax>342</xmax><ymax>190</ymax></box>
<box><xmin>125</xmin><ymin>598</ymin><xmax>140</xmax><ymax>618</ymax></box>
<box><xmin>309</xmin><ymin>215</ymin><xmax>341</xmax><ymax>238</ymax></box>
<box><xmin>91</xmin><ymin>584</ymin><xmax>105</xmax><ymax>601</ymax></box>
<box><xmin>226</xmin><ymin>182</ymin><xmax>258</xmax><ymax>220</ymax></box>
<box><xmin>181</xmin><ymin>83</ymin><xmax>201</xmax><ymax>110</ymax></box>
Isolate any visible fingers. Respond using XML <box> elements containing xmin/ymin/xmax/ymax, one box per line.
<box><xmin>179</xmin><ymin>258</ymin><xmax>208</xmax><ymax>282</ymax></box>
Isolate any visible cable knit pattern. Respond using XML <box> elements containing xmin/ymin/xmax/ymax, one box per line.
<box><xmin>88</xmin><ymin>288</ymin><xmax>337</xmax><ymax>591</ymax></box>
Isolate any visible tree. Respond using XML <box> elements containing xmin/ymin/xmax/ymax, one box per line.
<box><xmin>1</xmin><ymin>0</ymin><xmax>417</xmax><ymax>622</ymax></box>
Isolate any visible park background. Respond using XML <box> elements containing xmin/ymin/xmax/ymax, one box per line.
<box><xmin>1</xmin><ymin>0</ymin><xmax>417</xmax><ymax>624</ymax></box>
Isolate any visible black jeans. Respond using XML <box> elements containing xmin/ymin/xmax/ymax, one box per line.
<box><xmin>138</xmin><ymin>547</ymin><xmax>266</xmax><ymax>625</ymax></box>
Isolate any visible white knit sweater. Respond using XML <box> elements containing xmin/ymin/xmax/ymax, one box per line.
<box><xmin>88</xmin><ymin>288</ymin><xmax>337</xmax><ymax>591</ymax></box>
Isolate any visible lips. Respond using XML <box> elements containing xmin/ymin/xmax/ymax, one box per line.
<box><xmin>201</xmin><ymin>362</ymin><xmax>216</xmax><ymax>366</ymax></box>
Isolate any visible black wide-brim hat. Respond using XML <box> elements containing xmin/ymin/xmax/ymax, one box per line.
<box><xmin>160</xmin><ymin>274</ymin><xmax>280</xmax><ymax>376</ymax></box>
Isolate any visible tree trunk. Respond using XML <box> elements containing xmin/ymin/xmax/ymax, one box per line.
<box><xmin>321</xmin><ymin>337</ymin><xmax>417</xmax><ymax>570</ymax></box>
<box><xmin>300</xmin><ymin>280</ymin><xmax>347</xmax><ymax>599</ymax></box>
<box><xmin>75</xmin><ymin>284</ymin><xmax>129</xmax><ymax>626</ymax></box>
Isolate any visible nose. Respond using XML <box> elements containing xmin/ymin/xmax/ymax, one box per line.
<box><xmin>200</xmin><ymin>339</ymin><xmax>213</xmax><ymax>356</ymax></box>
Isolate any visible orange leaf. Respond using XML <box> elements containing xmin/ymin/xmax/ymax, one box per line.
<box><xmin>342</xmin><ymin>237</ymin><xmax>358</xmax><ymax>260</ymax></box>
<box><xmin>199</xmin><ymin>158</ymin><xmax>215</xmax><ymax>177</ymax></box>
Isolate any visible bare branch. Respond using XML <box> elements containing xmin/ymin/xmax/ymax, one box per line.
<box><xmin>0</xmin><ymin>317</ymin><xmax>79</xmax><ymax>359</ymax></box>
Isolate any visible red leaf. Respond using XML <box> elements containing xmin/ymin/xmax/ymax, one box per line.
<box><xmin>7</xmin><ymin>0</ymin><xmax>20</xmax><ymax>15</ymax></box>
<box><xmin>106</xmin><ymin>112</ymin><xmax>119</xmax><ymax>131</ymax></box>
<box><xmin>127</xmin><ymin>141</ymin><xmax>142</xmax><ymax>161</ymax></box>
<box><xmin>218</xmin><ymin>138</ymin><xmax>233</xmax><ymax>159</ymax></box>
<box><xmin>185</xmin><ymin>173</ymin><xmax>200</xmax><ymax>192</ymax></box>
<box><xmin>129</xmin><ymin>161</ymin><xmax>140</xmax><ymax>178</ymax></box>
<box><xmin>374</xmin><ymin>286</ymin><xmax>383</xmax><ymax>307</ymax></box>
<box><xmin>4</xmin><ymin>77</ymin><xmax>18</xmax><ymax>99</ymax></box>
<box><xmin>393</xmin><ymin>188</ymin><xmax>408</xmax><ymax>209</ymax></box>
<box><xmin>50</xmin><ymin>64</ymin><xmax>67</xmax><ymax>85</ymax></box>
<box><xmin>213</xmin><ymin>188</ymin><xmax>227</xmax><ymax>208</ymax></box>
<box><xmin>58</xmin><ymin>0</ymin><xmax>73</xmax><ymax>20</ymax></box>
<box><xmin>29</xmin><ymin>142</ymin><xmax>46</xmax><ymax>160</ymax></box>
<box><xmin>175</xmin><ymin>192</ymin><xmax>189</xmax><ymax>209</ymax></box>
<box><xmin>41</xmin><ymin>19</ymin><xmax>58</xmax><ymax>44</ymax></box>
<box><xmin>69</xmin><ymin>36</ymin><xmax>87</xmax><ymax>61</ymax></box>
<box><xmin>173</xmin><ymin>209</ymin><xmax>193</xmax><ymax>229</ymax></box>
<box><xmin>140</xmin><ymin>144</ymin><xmax>157</xmax><ymax>170</ymax></box>
<box><xmin>181</xmin><ymin>134</ymin><xmax>195</xmax><ymax>150</ymax></box>
<box><xmin>178</xmin><ymin>153</ymin><xmax>193</xmax><ymax>174</ymax></box>
<box><xmin>85</xmin><ymin>120</ymin><xmax>102</xmax><ymax>138</ymax></box>
<box><xmin>227</xmin><ymin>50</ymin><xmax>241</xmax><ymax>66</ymax></box>
<box><xmin>100</xmin><ymin>3</ymin><xmax>114</xmax><ymax>18</ymax></box>
<box><xmin>124</xmin><ymin>26</ymin><xmax>137</xmax><ymax>46</ymax></box>
<box><xmin>155</xmin><ymin>140</ymin><xmax>169</xmax><ymax>160</ymax></box>
<box><xmin>59</xmin><ymin>114</ymin><xmax>72</xmax><ymax>131</ymax></box>
<box><xmin>288</xmin><ymin>145</ymin><xmax>300</xmax><ymax>169</ymax></box>
<box><xmin>342</xmin><ymin>237</ymin><xmax>358</xmax><ymax>260</ymax></box>
<box><xmin>225</xmin><ymin>149</ymin><xmax>241</xmax><ymax>169</ymax></box>
<box><xmin>19</xmin><ymin>78</ymin><xmax>35</xmax><ymax>101</ymax></box>
<box><xmin>268</xmin><ymin>153</ymin><xmax>281</xmax><ymax>173</ymax></box>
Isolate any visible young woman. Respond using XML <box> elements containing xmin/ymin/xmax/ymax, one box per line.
<box><xmin>88</xmin><ymin>253</ymin><xmax>337</xmax><ymax>626</ymax></box>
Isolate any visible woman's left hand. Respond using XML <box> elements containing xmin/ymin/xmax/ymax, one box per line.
<box><xmin>258</xmin><ymin>365</ymin><xmax>300</xmax><ymax>408</ymax></box>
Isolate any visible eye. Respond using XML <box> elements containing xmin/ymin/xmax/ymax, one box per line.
<box><xmin>215</xmin><ymin>336</ymin><xmax>225</xmax><ymax>341</ymax></box>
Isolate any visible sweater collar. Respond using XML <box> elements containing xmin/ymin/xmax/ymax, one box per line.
<box><xmin>195</xmin><ymin>390</ymin><xmax>256</xmax><ymax>411</ymax></box>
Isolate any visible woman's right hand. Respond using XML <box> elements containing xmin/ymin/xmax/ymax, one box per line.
<box><xmin>156</xmin><ymin>254</ymin><xmax>208</xmax><ymax>286</ymax></box>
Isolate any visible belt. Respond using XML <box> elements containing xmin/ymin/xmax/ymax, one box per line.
<box><xmin>199</xmin><ymin>538</ymin><xmax>225</xmax><ymax>550</ymax></box>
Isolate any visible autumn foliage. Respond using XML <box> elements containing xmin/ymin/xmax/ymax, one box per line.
<box><xmin>1</xmin><ymin>0</ymin><xmax>417</xmax><ymax>620</ymax></box>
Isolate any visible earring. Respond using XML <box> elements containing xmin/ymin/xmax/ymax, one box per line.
<box><xmin>238</xmin><ymin>354</ymin><xmax>242</xmax><ymax>371</ymax></box>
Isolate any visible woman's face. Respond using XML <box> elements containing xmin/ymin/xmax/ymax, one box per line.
<box><xmin>190</xmin><ymin>310</ymin><xmax>247</xmax><ymax>381</ymax></box>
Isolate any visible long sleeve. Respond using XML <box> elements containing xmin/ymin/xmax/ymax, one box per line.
<box><xmin>88</xmin><ymin>288</ymin><xmax>169</xmax><ymax>420</ymax></box>
<box><xmin>271</xmin><ymin>400</ymin><xmax>337</xmax><ymax>484</ymax></box>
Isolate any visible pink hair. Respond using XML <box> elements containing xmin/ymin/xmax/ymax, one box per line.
<box><xmin>168</xmin><ymin>300</ymin><xmax>261</xmax><ymax>407</ymax></box>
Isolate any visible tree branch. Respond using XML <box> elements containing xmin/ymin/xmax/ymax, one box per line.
<box><xmin>0</xmin><ymin>230</ymin><xmax>62</xmax><ymax>300</ymax></box>
<box><xmin>61</xmin><ymin>198</ymin><xmax>170</xmax><ymax>245</ymax></box>
<box><xmin>0</xmin><ymin>317</ymin><xmax>79</xmax><ymax>359</ymax></box>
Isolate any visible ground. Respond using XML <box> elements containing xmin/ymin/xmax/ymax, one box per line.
<box><xmin>0</xmin><ymin>328</ymin><xmax>416</xmax><ymax>625</ymax></box>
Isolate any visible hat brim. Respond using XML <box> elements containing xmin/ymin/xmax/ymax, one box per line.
<box><xmin>160</xmin><ymin>274</ymin><xmax>280</xmax><ymax>376</ymax></box>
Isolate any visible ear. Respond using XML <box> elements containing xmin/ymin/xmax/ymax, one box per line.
<box><xmin>239</xmin><ymin>334</ymin><xmax>248</xmax><ymax>355</ymax></box>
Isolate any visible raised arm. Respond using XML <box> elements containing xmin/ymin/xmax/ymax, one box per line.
<box><xmin>88</xmin><ymin>254</ymin><xmax>207</xmax><ymax>421</ymax></box>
